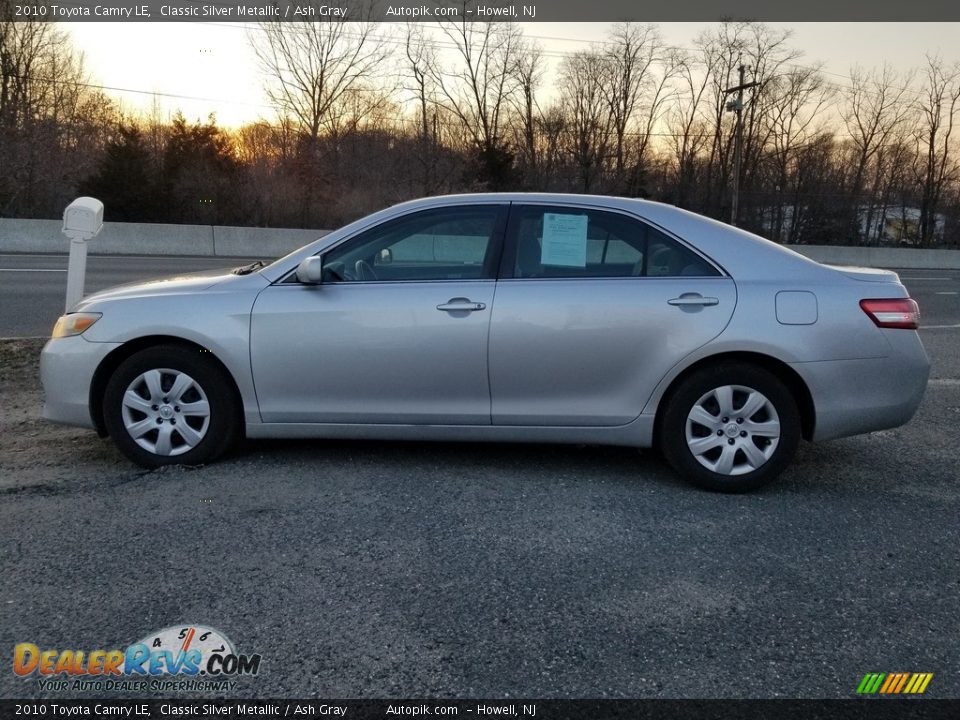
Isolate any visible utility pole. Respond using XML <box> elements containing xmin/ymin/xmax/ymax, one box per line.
<box><xmin>725</xmin><ymin>65</ymin><xmax>759</xmax><ymax>226</ymax></box>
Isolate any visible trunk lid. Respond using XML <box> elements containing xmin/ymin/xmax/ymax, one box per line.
<box><xmin>824</xmin><ymin>264</ymin><xmax>901</xmax><ymax>283</ymax></box>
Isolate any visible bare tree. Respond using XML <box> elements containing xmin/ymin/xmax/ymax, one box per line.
<box><xmin>535</xmin><ymin>103</ymin><xmax>568</xmax><ymax>190</ymax></box>
<box><xmin>508</xmin><ymin>38</ymin><xmax>545</xmax><ymax>186</ymax></box>
<box><xmin>0</xmin><ymin>8</ymin><xmax>68</xmax><ymax>131</ymax></box>
<box><xmin>762</xmin><ymin>65</ymin><xmax>833</xmax><ymax>241</ymax></box>
<box><xmin>430</xmin><ymin>9</ymin><xmax>524</xmax><ymax>188</ymax></box>
<box><xmin>913</xmin><ymin>55</ymin><xmax>960</xmax><ymax>246</ymax></box>
<box><xmin>626</xmin><ymin>47</ymin><xmax>685</xmax><ymax>196</ymax></box>
<box><xmin>601</xmin><ymin>23</ymin><xmax>661</xmax><ymax>183</ymax></box>
<box><xmin>664</xmin><ymin>51</ymin><xmax>711</xmax><ymax>208</ymax></box>
<box><xmin>404</xmin><ymin>25</ymin><xmax>435</xmax><ymax>142</ymax></box>
<box><xmin>696</xmin><ymin>23</ymin><xmax>747</xmax><ymax>217</ymax></box>
<box><xmin>559</xmin><ymin>50</ymin><xmax>612</xmax><ymax>192</ymax></box>
<box><xmin>251</xmin><ymin>5</ymin><xmax>391</xmax><ymax>144</ymax></box>
<box><xmin>250</xmin><ymin>4</ymin><xmax>390</xmax><ymax>223</ymax></box>
<box><xmin>1</xmin><ymin>14</ymin><xmax>111</xmax><ymax>216</ymax></box>
<box><xmin>786</xmin><ymin>133</ymin><xmax>839</xmax><ymax>244</ymax></box>
<box><xmin>403</xmin><ymin>24</ymin><xmax>442</xmax><ymax>193</ymax></box>
<box><xmin>695</xmin><ymin>22</ymin><xmax>802</xmax><ymax>221</ymax></box>
<box><xmin>840</xmin><ymin>64</ymin><xmax>916</xmax><ymax>243</ymax></box>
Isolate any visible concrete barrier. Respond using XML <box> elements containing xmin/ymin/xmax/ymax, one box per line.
<box><xmin>0</xmin><ymin>219</ymin><xmax>64</xmax><ymax>254</ymax></box>
<box><xmin>0</xmin><ymin>218</ymin><xmax>215</xmax><ymax>256</ymax></box>
<box><xmin>213</xmin><ymin>225</ymin><xmax>327</xmax><ymax>258</ymax></box>
<box><xmin>792</xmin><ymin>244</ymin><xmax>960</xmax><ymax>270</ymax></box>
<box><xmin>2</xmin><ymin>217</ymin><xmax>959</xmax><ymax>267</ymax></box>
<box><xmin>0</xmin><ymin>218</ymin><xmax>326</xmax><ymax>258</ymax></box>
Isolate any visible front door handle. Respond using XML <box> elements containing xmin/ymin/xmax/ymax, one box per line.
<box><xmin>437</xmin><ymin>298</ymin><xmax>486</xmax><ymax>312</ymax></box>
<box><xmin>668</xmin><ymin>294</ymin><xmax>719</xmax><ymax>307</ymax></box>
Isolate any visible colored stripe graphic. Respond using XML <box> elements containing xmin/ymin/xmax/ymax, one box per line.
<box><xmin>893</xmin><ymin>673</ymin><xmax>909</xmax><ymax>693</ymax></box>
<box><xmin>904</xmin><ymin>673</ymin><xmax>934</xmax><ymax>694</ymax></box>
<box><xmin>857</xmin><ymin>672</ymin><xmax>933</xmax><ymax>694</ymax></box>
<box><xmin>881</xmin><ymin>673</ymin><xmax>906</xmax><ymax>693</ymax></box>
<box><xmin>879</xmin><ymin>674</ymin><xmax>897</xmax><ymax>693</ymax></box>
<box><xmin>857</xmin><ymin>673</ymin><xmax>886</xmax><ymax>694</ymax></box>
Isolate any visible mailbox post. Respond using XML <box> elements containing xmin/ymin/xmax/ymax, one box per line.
<box><xmin>62</xmin><ymin>197</ymin><xmax>104</xmax><ymax>311</ymax></box>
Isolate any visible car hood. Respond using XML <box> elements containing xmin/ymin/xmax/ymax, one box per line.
<box><xmin>73</xmin><ymin>267</ymin><xmax>241</xmax><ymax>309</ymax></box>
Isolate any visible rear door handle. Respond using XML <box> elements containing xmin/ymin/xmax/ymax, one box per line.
<box><xmin>668</xmin><ymin>294</ymin><xmax>719</xmax><ymax>307</ymax></box>
<box><xmin>437</xmin><ymin>298</ymin><xmax>486</xmax><ymax>312</ymax></box>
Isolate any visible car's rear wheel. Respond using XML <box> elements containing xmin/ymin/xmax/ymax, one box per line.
<box><xmin>103</xmin><ymin>345</ymin><xmax>240</xmax><ymax>468</ymax></box>
<box><xmin>660</xmin><ymin>363</ymin><xmax>800</xmax><ymax>492</ymax></box>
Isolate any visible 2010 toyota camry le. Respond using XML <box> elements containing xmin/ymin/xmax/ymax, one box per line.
<box><xmin>40</xmin><ymin>193</ymin><xmax>930</xmax><ymax>492</ymax></box>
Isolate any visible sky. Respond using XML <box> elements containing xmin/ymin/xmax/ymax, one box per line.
<box><xmin>63</xmin><ymin>22</ymin><xmax>960</xmax><ymax>129</ymax></box>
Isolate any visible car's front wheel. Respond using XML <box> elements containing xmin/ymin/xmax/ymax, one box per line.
<box><xmin>103</xmin><ymin>345</ymin><xmax>240</xmax><ymax>468</ymax></box>
<box><xmin>660</xmin><ymin>363</ymin><xmax>801</xmax><ymax>492</ymax></box>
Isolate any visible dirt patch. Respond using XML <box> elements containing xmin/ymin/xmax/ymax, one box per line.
<box><xmin>0</xmin><ymin>338</ymin><xmax>127</xmax><ymax>491</ymax></box>
<box><xmin>1</xmin><ymin>338</ymin><xmax>46</xmax><ymax>430</ymax></box>
<box><xmin>0</xmin><ymin>337</ymin><xmax>46</xmax><ymax>378</ymax></box>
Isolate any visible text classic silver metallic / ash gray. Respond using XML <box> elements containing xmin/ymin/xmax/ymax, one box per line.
<box><xmin>41</xmin><ymin>194</ymin><xmax>930</xmax><ymax>492</ymax></box>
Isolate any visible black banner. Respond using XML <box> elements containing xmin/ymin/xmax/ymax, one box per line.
<box><xmin>2</xmin><ymin>699</ymin><xmax>959</xmax><ymax>720</ymax></box>
<box><xmin>4</xmin><ymin>0</ymin><xmax>960</xmax><ymax>22</ymax></box>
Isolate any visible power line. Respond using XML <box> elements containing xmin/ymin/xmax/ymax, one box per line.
<box><xmin>10</xmin><ymin>70</ymin><xmax>917</xmax><ymax>150</ymax></box>
<box><xmin>8</xmin><ymin>73</ymin><xmax>275</xmax><ymax>108</ymax></box>
<box><xmin>230</xmin><ymin>21</ymin><xmax>931</xmax><ymax>99</ymax></box>
<box><xmin>37</xmin><ymin>19</ymin><xmax>946</xmax><ymax>124</ymax></box>
<box><xmin>204</xmin><ymin>19</ymin><xmax>929</xmax><ymax>100</ymax></box>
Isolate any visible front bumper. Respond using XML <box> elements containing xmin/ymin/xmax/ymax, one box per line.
<box><xmin>40</xmin><ymin>336</ymin><xmax>122</xmax><ymax>429</ymax></box>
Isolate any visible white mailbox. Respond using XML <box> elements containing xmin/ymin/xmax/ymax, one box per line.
<box><xmin>62</xmin><ymin>196</ymin><xmax>104</xmax><ymax>311</ymax></box>
<box><xmin>63</xmin><ymin>196</ymin><xmax>104</xmax><ymax>241</ymax></box>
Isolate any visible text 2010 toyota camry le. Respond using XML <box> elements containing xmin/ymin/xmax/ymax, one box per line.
<box><xmin>41</xmin><ymin>193</ymin><xmax>930</xmax><ymax>492</ymax></box>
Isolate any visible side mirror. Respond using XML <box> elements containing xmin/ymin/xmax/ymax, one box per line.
<box><xmin>376</xmin><ymin>248</ymin><xmax>393</xmax><ymax>265</ymax></box>
<box><xmin>296</xmin><ymin>256</ymin><xmax>324</xmax><ymax>284</ymax></box>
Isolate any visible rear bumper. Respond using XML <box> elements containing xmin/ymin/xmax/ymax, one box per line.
<box><xmin>41</xmin><ymin>336</ymin><xmax>122</xmax><ymax>429</ymax></box>
<box><xmin>791</xmin><ymin>331</ymin><xmax>930</xmax><ymax>442</ymax></box>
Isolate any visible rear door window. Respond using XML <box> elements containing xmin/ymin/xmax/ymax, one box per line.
<box><xmin>508</xmin><ymin>205</ymin><xmax>719</xmax><ymax>279</ymax></box>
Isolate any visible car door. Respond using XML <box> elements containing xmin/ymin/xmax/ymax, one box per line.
<box><xmin>250</xmin><ymin>204</ymin><xmax>508</xmax><ymax>424</ymax></box>
<box><xmin>488</xmin><ymin>203</ymin><xmax>736</xmax><ymax>426</ymax></box>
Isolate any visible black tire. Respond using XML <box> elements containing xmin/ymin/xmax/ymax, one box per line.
<box><xmin>103</xmin><ymin>345</ymin><xmax>241</xmax><ymax>468</ymax></box>
<box><xmin>659</xmin><ymin>363</ymin><xmax>801</xmax><ymax>493</ymax></box>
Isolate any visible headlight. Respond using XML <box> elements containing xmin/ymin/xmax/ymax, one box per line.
<box><xmin>51</xmin><ymin>313</ymin><xmax>102</xmax><ymax>338</ymax></box>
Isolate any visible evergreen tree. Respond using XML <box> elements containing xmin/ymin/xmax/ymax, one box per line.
<box><xmin>162</xmin><ymin>113</ymin><xmax>244</xmax><ymax>225</ymax></box>
<box><xmin>79</xmin><ymin>124</ymin><xmax>158</xmax><ymax>221</ymax></box>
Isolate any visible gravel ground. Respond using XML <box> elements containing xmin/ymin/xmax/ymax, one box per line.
<box><xmin>1</xmin><ymin>338</ymin><xmax>132</xmax><ymax>489</ymax></box>
<box><xmin>1</xmin><ymin>333</ymin><xmax>958</xmax><ymax>700</ymax></box>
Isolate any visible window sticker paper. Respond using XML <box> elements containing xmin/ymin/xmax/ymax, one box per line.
<box><xmin>541</xmin><ymin>213</ymin><xmax>588</xmax><ymax>267</ymax></box>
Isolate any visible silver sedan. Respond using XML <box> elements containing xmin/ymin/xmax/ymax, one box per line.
<box><xmin>41</xmin><ymin>193</ymin><xmax>930</xmax><ymax>492</ymax></box>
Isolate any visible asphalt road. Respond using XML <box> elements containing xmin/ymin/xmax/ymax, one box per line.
<box><xmin>0</xmin><ymin>253</ymin><xmax>958</xmax><ymax>701</ymax></box>
<box><xmin>0</xmin><ymin>253</ymin><xmax>258</xmax><ymax>338</ymax></box>
<box><xmin>0</xmin><ymin>251</ymin><xmax>958</xmax><ymax>337</ymax></box>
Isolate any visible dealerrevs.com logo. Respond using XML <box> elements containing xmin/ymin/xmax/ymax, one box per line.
<box><xmin>13</xmin><ymin>625</ymin><xmax>262</xmax><ymax>692</ymax></box>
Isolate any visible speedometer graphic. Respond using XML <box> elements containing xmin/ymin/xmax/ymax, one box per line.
<box><xmin>135</xmin><ymin>624</ymin><xmax>236</xmax><ymax>672</ymax></box>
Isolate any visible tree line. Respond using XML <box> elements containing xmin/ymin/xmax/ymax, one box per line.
<box><xmin>3</xmin><ymin>9</ymin><xmax>960</xmax><ymax>247</ymax></box>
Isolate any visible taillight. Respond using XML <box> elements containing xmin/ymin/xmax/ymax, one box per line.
<box><xmin>859</xmin><ymin>298</ymin><xmax>920</xmax><ymax>329</ymax></box>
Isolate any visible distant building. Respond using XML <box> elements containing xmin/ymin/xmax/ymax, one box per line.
<box><xmin>759</xmin><ymin>204</ymin><xmax>946</xmax><ymax>245</ymax></box>
<box><xmin>858</xmin><ymin>205</ymin><xmax>946</xmax><ymax>246</ymax></box>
